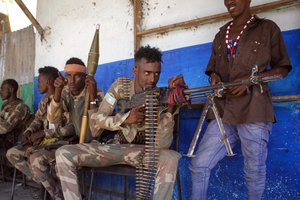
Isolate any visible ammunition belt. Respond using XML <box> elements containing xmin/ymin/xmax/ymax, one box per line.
<box><xmin>136</xmin><ymin>90</ymin><xmax>159</xmax><ymax>200</ymax></box>
<box><xmin>118</xmin><ymin>77</ymin><xmax>131</xmax><ymax>100</ymax></box>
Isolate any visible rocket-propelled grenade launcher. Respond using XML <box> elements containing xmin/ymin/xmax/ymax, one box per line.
<box><xmin>79</xmin><ymin>25</ymin><xmax>100</xmax><ymax>144</ymax></box>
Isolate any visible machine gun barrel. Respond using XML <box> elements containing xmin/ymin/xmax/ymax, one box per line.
<box><xmin>184</xmin><ymin>75</ymin><xmax>282</xmax><ymax>99</ymax></box>
<box><xmin>118</xmin><ymin>75</ymin><xmax>282</xmax><ymax>114</ymax></box>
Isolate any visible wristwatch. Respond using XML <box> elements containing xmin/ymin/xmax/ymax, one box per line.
<box><xmin>90</xmin><ymin>98</ymin><xmax>99</xmax><ymax>105</ymax></box>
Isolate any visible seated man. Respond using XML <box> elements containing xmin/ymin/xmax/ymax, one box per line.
<box><xmin>0</xmin><ymin>79</ymin><xmax>31</xmax><ymax>148</ymax></box>
<box><xmin>55</xmin><ymin>46</ymin><xmax>181</xmax><ymax>200</ymax></box>
<box><xmin>47</xmin><ymin>57</ymin><xmax>103</xmax><ymax>143</ymax></box>
<box><xmin>7</xmin><ymin>66</ymin><xmax>75</xmax><ymax>200</ymax></box>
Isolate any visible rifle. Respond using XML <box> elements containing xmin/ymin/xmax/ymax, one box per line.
<box><xmin>118</xmin><ymin>66</ymin><xmax>282</xmax><ymax>157</ymax></box>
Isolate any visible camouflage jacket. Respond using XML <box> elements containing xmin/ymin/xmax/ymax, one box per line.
<box><xmin>90</xmin><ymin>78</ymin><xmax>175</xmax><ymax>149</ymax></box>
<box><xmin>26</xmin><ymin>95</ymin><xmax>74</xmax><ymax>138</ymax></box>
<box><xmin>47</xmin><ymin>87</ymin><xmax>103</xmax><ymax>142</ymax></box>
<box><xmin>0</xmin><ymin>98</ymin><xmax>30</xmax><ymax>135</ymax></box>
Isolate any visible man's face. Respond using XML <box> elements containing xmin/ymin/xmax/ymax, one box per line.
<box><xmin>0</xmin><ymin>83</ymin><xmax>11</xmax><ymax>100</ymax></box>
<box><xmin>224</xmin><ymin>0</ymin><xmax>251</xmax><ymax>19</ymax></box>
<box><xmin>65</xmin><ymin>71</ymin><xmax>86</xmax><ymax>95</ymax></box>
<box><xmin>37</xmin><ymin>74</ymin><xmax>48</xmax><ymax>94</ymax></box>
<box><xmin>134</xmin><ymin>58</ymin><xmax>161</xmax><ymax>91</ymax></box>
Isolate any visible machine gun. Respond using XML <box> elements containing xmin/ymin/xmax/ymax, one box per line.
<box><xmin>118</xmin><ymin>66</ymin><xmax>282</xmax><ymax>157</ymax></box>
<box><xmin>185</xmin><ymin>66</ymin><xmax>282</xmax><ymax>157</ymax></box>
<box><xmin>118</xmin><ymin>66</ymin><xmax>281</xmax><ymax>113</ymax></box>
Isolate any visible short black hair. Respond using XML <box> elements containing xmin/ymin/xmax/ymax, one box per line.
<box><xmin>134</xmin><ymin>45</ymin><xmax>162</xmax><ymax>63</ymax></box>
<box><xmin>38</xmin><ymin>66</ymin><xmax>59</xmax><ymax>83</ymax></box>
<box><xmin>65</xmin><ymin>57</ymin><xmax>86</xmax><ymax>66</ymax></box>
<box><xmin>2</xmin><ymin>79</ymin><xmax>18</xmax><ymax>93</ymax></box>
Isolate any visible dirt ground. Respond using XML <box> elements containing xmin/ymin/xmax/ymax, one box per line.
<box><xmin>0</xmin><ymin>180</ymin><xmax>44</xmax><ymax>200</ymax></box>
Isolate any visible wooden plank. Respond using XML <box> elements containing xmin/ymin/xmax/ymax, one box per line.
<box><xmin>137</xmin><ymin>0</ymin><xmax>298</xmax><ymax>37</ymax></box>
<box><xmin>133</xmin><ymin>0</ymin><xmax>142</xmax><ymax>52</ymax></box>
<box><xmin>15</xmin><ymin>0</ymin><xmax>45</xmax><ymax>40</ymax></box>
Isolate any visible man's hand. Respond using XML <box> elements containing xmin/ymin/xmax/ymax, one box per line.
<box><xmin>168</xmin><ymin>75</ymin><xmax>189</xmax><ymax>106</ymax></box>
<box><xmin>24</xmin><ymin>146</ymin><xmax>34</xmax><ymax>158</ymax></box>
<box><xmin>227</xmin><ymin>75</ymin><xmax>249</xmax><ymax>97</ymax></box>
<box><xmin>167</xmin><ymin>105</ymin><xmax>175</xmax><ymax>114</ymax></box>
<box><xmin>85</xmin><ymin>75</ymin><xmax>98</xmax><ymax>100</ymax></box>
<box><xmin>227</xmin><ymin>85</ymin><xmax>248</xmax><ymax>97</ymax></box>
<box><xmin>210</xmin><ymin>73</ymin><xmax>221</xmax><ymax>86</ymax></box>
<box><xmin>123</xmin><ymin>104</ymin><xmax>145</xmax><ymax>125</ymax></box>
<box><xmin>21</xmin><ymin>130</ymin><xmax>32</xmax><ymax>143</ymax></box>
<box><xmin>53</xmin><ymin>74</ymin><xmax>66</xmax><ymax>102</ymax></box>
<box><xmin>54</xmin><ymin>74</ymin><xmax>66</xmax><ymax>90</ymax></box>
<box><xmin>28</xmin><ymin>131</ymin><xmax>45</xmax><ymax>145</ymax></box>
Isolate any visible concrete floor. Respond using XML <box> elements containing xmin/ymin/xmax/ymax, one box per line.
<box><xmin>0</xmin><ymin>180</ymin><xmax>43</xmax><ymax>200</ymax></box>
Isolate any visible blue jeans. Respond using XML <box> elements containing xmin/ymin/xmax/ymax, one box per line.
<box><xmin>189</xmin><ymin>120</ymin><xmax>272</xmax><ymax>200</ymax></box>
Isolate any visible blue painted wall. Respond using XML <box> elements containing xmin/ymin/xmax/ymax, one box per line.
<box><xmin>34</xmin><ymin>29</ymin><xmax>300</xmax><ymax>199</ymax></box>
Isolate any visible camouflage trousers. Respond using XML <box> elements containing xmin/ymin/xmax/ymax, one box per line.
<box><xmin>30</xmin><ymin>149</ymin><xmax>63</xmax><ymax>200</ymax></box>
<box><xmin>55</xmin><ymin>140</ymin><xmax>181</xmax><ymax>200</ymax></box>
<box><xmin>6</xmin><ymin>145</ymin><xmax>34</xmax><ymax>179</ymax></box>
<box><xmin>6</xmin><ymin>146</ymin><xmax>63</xmax><ymax>200</ymax></box>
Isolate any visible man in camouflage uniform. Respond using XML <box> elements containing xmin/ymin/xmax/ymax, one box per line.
<box><xmin>47</xmin><ymin>57</ymin><xmax>103</xmax><ymax>143</ymax></box>
<box><xmin>7</xmin><ymin>66</ymin><xmax>75</xmax><ymax>200</ymax></box>
<box><xmin>0</xmin><ymin>79</ymin><xmax>31</xmax><ymax>148</ymax></box>
<box><xmin>55</xmin><ymin>46</ymin><xmax>181</xmax><ymax>200</ymax></box>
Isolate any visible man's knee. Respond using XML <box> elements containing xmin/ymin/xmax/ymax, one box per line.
<box><xmin>6</xmin><ymin>147</ymin><xmax>21</xmax><ymax>162</ymax></box>
<box><xmin>55</xmin><ymin>145</ymin><xmax>77</xmax><ymax>164</ymax></box>
<box><xmin>190</xmin><ymin>157</ymin><xmax>206</xmax><ymax>172</ymax></box>
<box><xmin>29</xmin><ymin>153</ymin><xmax>43</xmax><ymax>167</ymax></box>
<box><xmin>157</xmin><ymin>150</ymin><xmax>181</xmax><ymax>182</ymax></box>
<box><xmin>56</xmin><ymin>145</ymin><xmax>69</xmax><ymax>158</ymax></box>
<box><xmin>189</xmin><ymin>166</ymin><xmax>210</xmax><ymax>180</ymax></box>
<box><xmin>159</xmin><ymin>150</ymin><xmax>180</xmax><ymax>168</ymax></box>
<box><xmin>6</xmin><ymin>147</ymin><xmax>14</xmax><ymax>159</ymax></box>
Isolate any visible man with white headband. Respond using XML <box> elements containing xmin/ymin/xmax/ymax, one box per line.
<box><xmin>47</xmin><ymin>57</ymin><xmax>103</xmax><ymax>142</ymax></box>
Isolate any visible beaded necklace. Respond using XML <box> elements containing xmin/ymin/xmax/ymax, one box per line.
<box><xmin>226</xmin><ymin>16</ymin><xmax>254</xmax><ymax>57</ymax></box>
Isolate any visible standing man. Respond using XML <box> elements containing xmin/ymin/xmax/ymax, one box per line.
<box><xmin>0</xmin><ymin>79</ymin><xmax>31</xmax><ymax>147</ymax></box>
<box><xmin>55</xmin><ymin>46</ymin><xmax>181</xmax><ymax>200</ymax></box>
<box><xmin>7</xmin><ymin>66</ymin><xmax>75</xmax><ymax>200</ymax></box>
<box><xmin>47</xmin><ymin>57</ymin><xmax>103</xmax><ymax>142</ymax></box>
<box><xmin>190</xmin><ymin>0</ymin><xmax>292</xmax><ymax>199</ymax></box>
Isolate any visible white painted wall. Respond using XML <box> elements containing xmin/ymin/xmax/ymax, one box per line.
<box><xmin>35</xmin><ymin>0</ymin><xmax>300</xmax><ymax>75</ymax></box>
<box><xmin>35</xmin><ymin>0</ymin><xmax>135</xmax><ymax>74</ymax></box>
<box><xmin>142</xmin><ymin>0</ymin><xmax>300</xmax><ymax>51</ymax></box>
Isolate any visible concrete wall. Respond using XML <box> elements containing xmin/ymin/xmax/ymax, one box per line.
<box><xmin>35</xmin><ymin>0</ymin><xmax>300</xmax><ymax>74</ymax></box>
